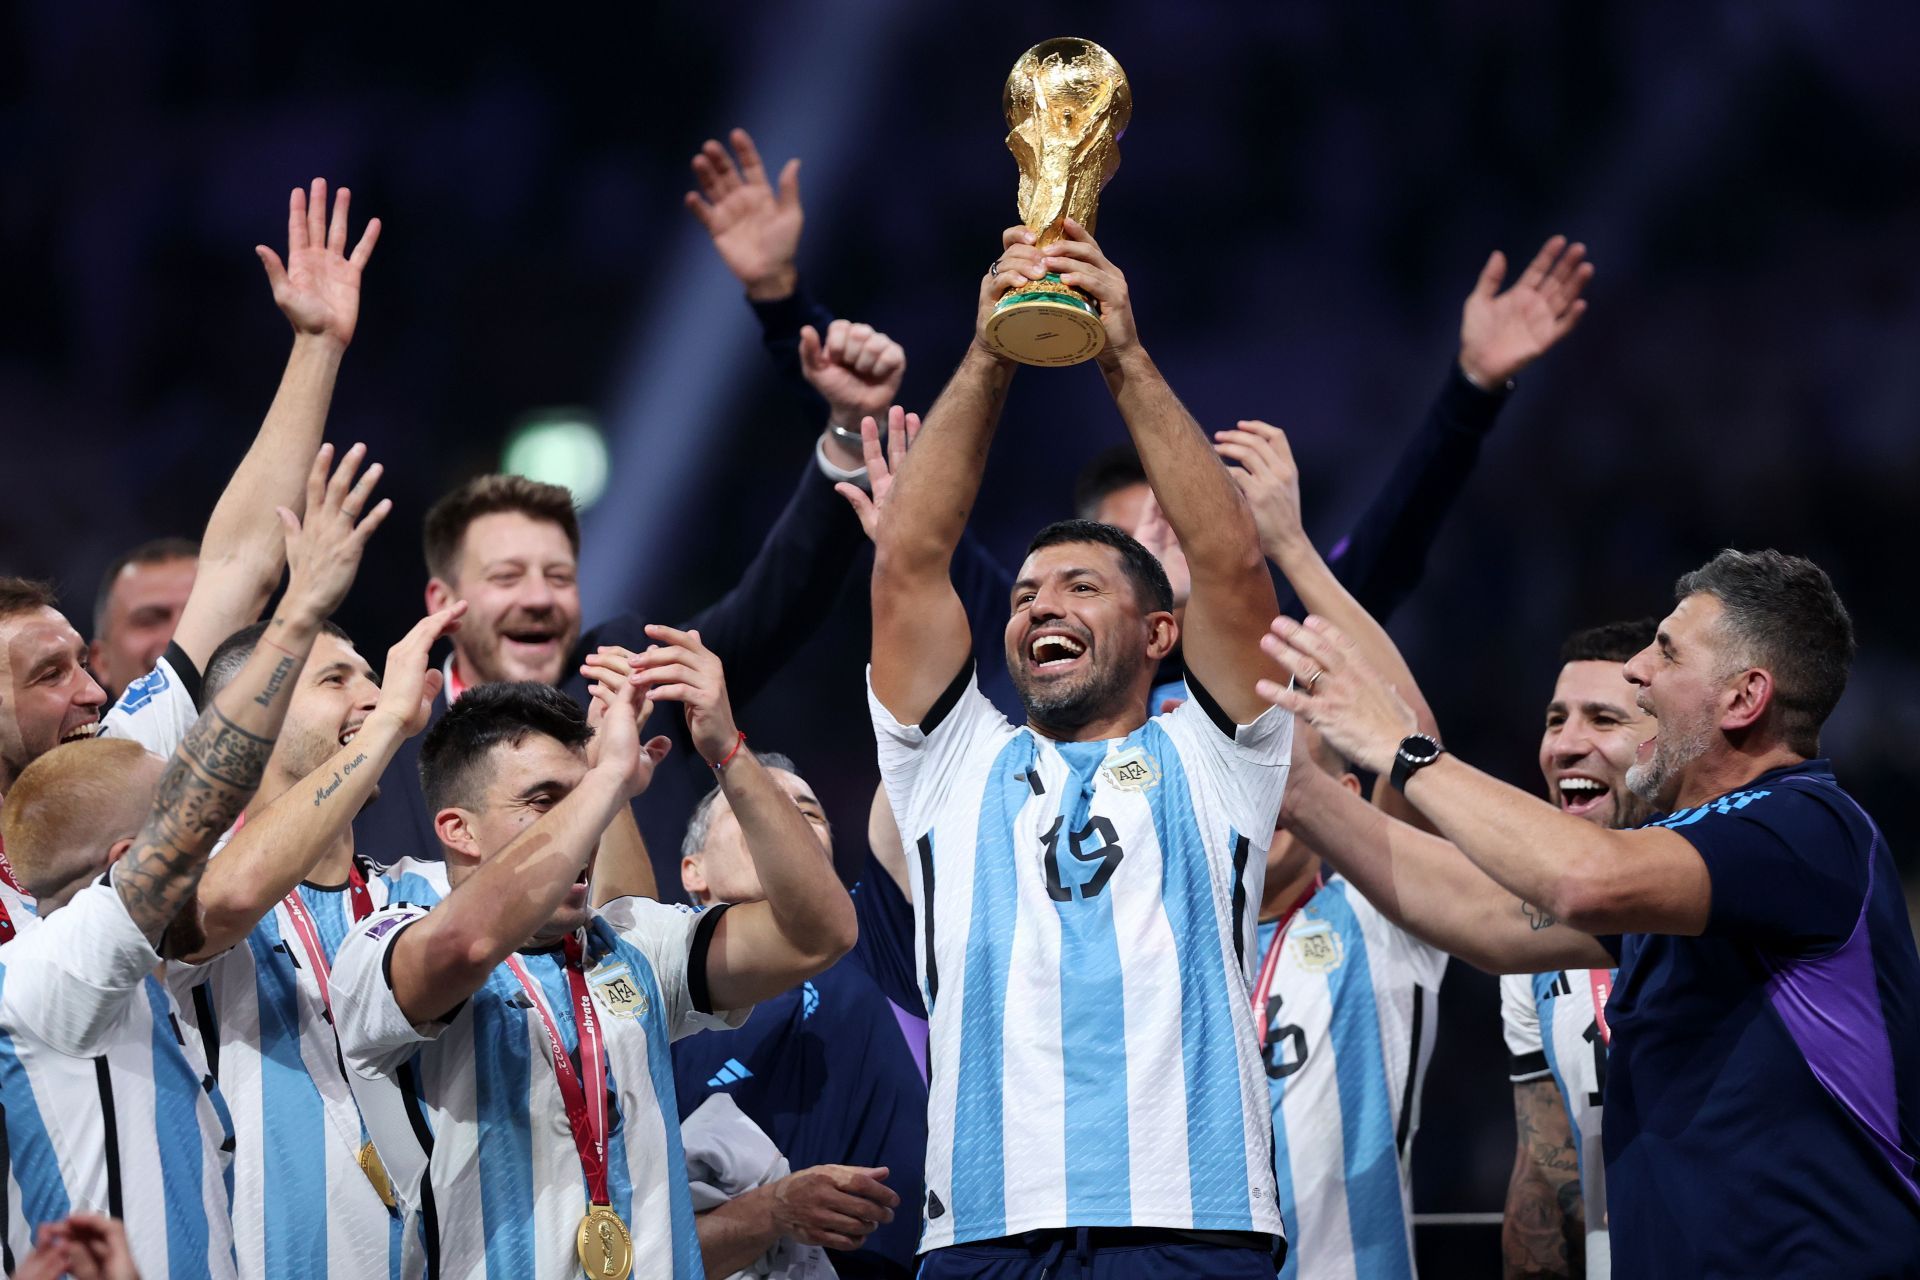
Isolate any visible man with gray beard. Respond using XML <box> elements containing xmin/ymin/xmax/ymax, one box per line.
<box><xmin>1261</xmin><ymin>549</ymin><xmax>1920</xmax><ymax>1278</ymax></box>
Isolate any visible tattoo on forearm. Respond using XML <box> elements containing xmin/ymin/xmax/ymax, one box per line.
<box><xmin>312</xmin><ymin>752</ymin><xmax>370</xmax><ymax>806</ymax></box>
<box><xmin>1522</xmin><ymin>900</ymin><xmax>1558</xmax><ymax>931</ymax></box>
<box><xmin>1503</xmin><ymin>1082</ymin><xmax>1583</xmax><ymax>1278</ymax></box>
<box><xmin>255</xmin><ymin>655</ymin><xmax>296</xmax><ymax>707</ymax></box>
<box><xmin>115</xmin><ymin>706</ymin><xmax>275</xmax><ymax>942</ymax></box>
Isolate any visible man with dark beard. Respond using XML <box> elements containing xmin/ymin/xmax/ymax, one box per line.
<box><xmin>1260</xmin><ymin>550</ymin><xmax>1920</xmax><ymax>1277</ymax></box>
<box><xmin>865</xmin><ymin>219</ymin><xmax>1292</xmax><ymax>1278</ymax></box>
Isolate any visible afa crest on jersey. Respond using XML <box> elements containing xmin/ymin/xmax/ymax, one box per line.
<box><xmin>591</xmin><ymin>962</ymin><xmax>649</xmax><ymax>1019</ymax></box>
<box><xmin>1291</xmin><ymin>918</ymin><xmax>1344</xmax><ymax>974</ymax></box>
<box><xmin>1101</xmin><ymin>746</ymin><xmax>1162</xmax><ymax>794</ymax></box>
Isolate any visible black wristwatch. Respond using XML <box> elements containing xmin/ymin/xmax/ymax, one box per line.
<box><xmin>1388</xmin><ymin>733</ymin><xmax>1445</xmax><ymax>793</ymax></box>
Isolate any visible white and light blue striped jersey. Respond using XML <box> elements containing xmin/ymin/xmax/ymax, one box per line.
<box><xmin>869</xmin><ymin>669</ymin><xmax>1292</xmax><ymax>1251</ymax></box>
<box><xmin>101</xmin><ymin>649</ymin><xmax>200</xmax><ymax>758</ymax></box>
<box><xmin>1501</xmin><ymin>968</ymin><xmax>1615</xmax><ymax>1279</ymax></box>
<box><xmin>171</xmin><ymin>856</ymin><xmax>447</xmax><ymax>1280</ymax></box>
<box><xmin>1257</xmin><ymin>877</ymin><xmax>1445</xmax><ymax>1279</ymax></box>
<box><xmin>0</xmin><ymin>879</ymin><xmax>236</xmax><ymax>1280</ymax></box>
<box><xmin>332</xmin><ymin>894</ymin><xmax>746</xmax><ymax>1280</ymax></box>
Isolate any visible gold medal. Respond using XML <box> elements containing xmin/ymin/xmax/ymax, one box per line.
<box><xmin>576</xmin><ymin>1202</ymin><xmax>632</xmax><ymax>1279</ymax></box>
<box><xmin>358</xmin><ymin>1140</ymin><xmax>396</xmax><ymax>1210</ymax></box>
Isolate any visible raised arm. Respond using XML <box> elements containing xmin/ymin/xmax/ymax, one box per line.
<box><xmin>579</xmin><ymin>645</ymin><xmax>667</xmax><ymax>904</ymax></box>
<box><xmin>170</xmin><ymin>180</ymin><xmax>380</xmax><ymax>672</ymax></box>
<box><xmin>123</xmin><ymin>444</ymin><xmax>389</xmax><ymax>944</ymax></box>
<box><xmin>180</xmin><ymin>601</ymin><xmax>463</xmax><ymax>962</ymax></box>
<box><xmin>1041</xmin><ymin>218</ymin><xmax>1276</xmax><ymax>721</ymax></box>
<box><xmin>1261</xmin><ymin>615</ymin><xmax>1711</xmax><ymax>937</ymax></box>
<box><xmin>1310</xmin><ymin>236</ymin><xmax>1592</xmax><ymax>623</ymax></box>
<box><xmin>386</xmin><ymin>677</ymin><xmax>669</xmax><ymax>1024</ymax></box>
<box><xmin>1276</xmin><ymin>741</ymin><xmax>1612</xmax><ymax>973</ymax></box>
<box><xmin>632</xmin><ymin>625</ymin><xmax>855</xmax><ymax>1007</ymax></box>
<box><xmin>867</xmin><ymin>233</ymin><xmax>1039</xmax><ymax>721</ymax></box>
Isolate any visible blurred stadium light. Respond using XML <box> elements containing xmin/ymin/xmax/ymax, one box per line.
<box><xmin>503</xmin><ymin>409</ymin><xmax>611</xmax><ymax>510</ymax></box>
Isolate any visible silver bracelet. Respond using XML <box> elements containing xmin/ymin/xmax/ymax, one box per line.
<box><xmin>827</xmin><ymin>422</ymin><xmax>866</xmax><ymax>454</ymax></box>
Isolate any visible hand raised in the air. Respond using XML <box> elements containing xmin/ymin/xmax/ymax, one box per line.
<box><xmin>1039</xmin><ymin>216</ymin><xmax>1139</xmax><ymax>358</ymax></box>
<box><xmin>1458</xmin><ymin>235</ymin><xmax>1593</xmax><ymax>389</ymax></box>
<box><xmin>686</xmin><ymin>128</ymin><xmax>803</xmax><ymax>301</ymax></box>
<box><xmin>1213</xmin><ymin>419</ymin><xmax>1307</xmax><ymax>560</ymax></box>
<box><xmin>256</xmin><ymin>178</ymin><xmax>381</xmax><ymax>347</ymax></box>
<box><xmin>372</xmin><ymin>602</ymin><xmax>467</xmax><ymax>739</ymax></box>
<box><xmin>629</xmin><ymin>625</ymin><xmax>741</xmax><ymax>766</ymax></box>
<box><xmin>278</xmin><ymin>443</ymin><xmax>390</xmax><ymax>624</ymax></box>
<box><xmin>832</xmin><ymin>405</ymin><xmax>922</xmax><ymax>543</ymax></box>
<box><xmin>583</xmin><ymin>668</ymin><xmax>672</xmax><ymax>801</ymax></box>
<box><xmin>977</xmin><ymin>226</ymin><xmax>1048</xmax><ymax>356</ymax></box>
<box><xmin>770</xmin><ymin>1164</ymin><xmax>899</xmax><ymax>1251</ymax></box>
<box><xmin>1257</xmin><ymin>615</ymin><xmax>1419</xmax><ymax>777</ymax></box>
<box><xmin>800</xmin><ymin>319</ymin><xmax>907</xmax><ymax>438</ymax></box>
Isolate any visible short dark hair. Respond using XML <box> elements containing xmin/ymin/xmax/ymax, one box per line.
<box><xmin>1674</xmin><ymin>549</ymin><xmax>1855</xmax><ymax>755</ymax></box>
<box><xmin>1071</xmin><ymin>446</ymin><xmax>1147</xmax><ymax>522</ymax></box>
<box><xmin>423</xmin><ymin>475</ymin><xmax>580</xmax><ymax>582</ymax></box>
<box><xmin>1026</xmin><ymin>519</ymin><xmax>1174</xmax><ymax>615</ymax></box>
<box><xmin>204</xmin><ymin>618</ymin><xmax>354</xmax><ymax>704</ymax></box>
<box><xmin>92</xmin><ymin>537</ymin><xmax>200</xmax><ymax>638</ymax></box>
<box><xmin>1559</xmin><ymin>618</ymin><xmax>1658</xmax><ymax>666</ymax></box>
<box><xmin>0</xmin><ymin>577</ymin><xmax>59</xmax><ymax>625</ymax></box>
<box><xmin>419</xmin><ymin>681</ymin><xmax>592</xmax><ymax>814</ymax></box>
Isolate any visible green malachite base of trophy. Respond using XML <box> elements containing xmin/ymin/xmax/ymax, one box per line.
<box><xmin>983</xmin><ymin>273</ymin><xmax>1106</xmax><ymax>366</ymax></box>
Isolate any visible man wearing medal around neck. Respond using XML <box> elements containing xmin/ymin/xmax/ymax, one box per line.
<box><xmin>332</xmin><ymin>628</ymin><xmax>860</xmax><ymax>1280</ymax></box>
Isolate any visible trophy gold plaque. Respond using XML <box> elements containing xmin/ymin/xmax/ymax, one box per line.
<box><xmin>983</xmin><ymin>37</ymin><xmax>1132</xmax><ymax>367</ymax></box>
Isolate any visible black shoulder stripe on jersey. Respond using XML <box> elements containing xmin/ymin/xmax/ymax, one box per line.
<box><xmin>93</xmin><ymin>1058</ymin><xmax>124</xmax><ymax>1219</ymax></box>
<box><xmin>1508</xmin><ymin>1049</ymin><xmax>1551</xmax><ymax>1082</ymax></box>
<box><xmin>192</xmin><ymin>983</ymin><xmax>221</xmax><ymax>1082</ymax></box>
<box><xmin>919</xmin><ymin>660</ymin><xmax>976</xmax><ymax>736</ymax></box>
<box><xmin>1397</xmin><ymin>987</ymin><xmax>1428</xmax><ymax>1157</ymax></box>
<box><xmin>398</xmin><ymin>1060</ymin><xmax>441</xmax><ymax>1279</ymax></box>
<box><xmin>1183</xmin><ymin>672</ymin><xmax>1238</xmax><ymax>738</ymax></box>
<box><xmin>918</xmin><ymin>834</ymin><xmax>939</xmax><ymax>1009</ymax></box>
<box><xmin>688</xmin><ymin>903</ymin><xmax>732</xmax><ymax>1015</ymax></box>
<box><xmin>1230</xmin><ymin>834</ymin><xmax>1251</xmax><ymax>972</ymax></box>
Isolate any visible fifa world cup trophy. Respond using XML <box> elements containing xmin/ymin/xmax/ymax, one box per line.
<box><xmin>982</xmin><ymin>37</ymin><xmax>1132</xmax><ymax>367</ymax></box>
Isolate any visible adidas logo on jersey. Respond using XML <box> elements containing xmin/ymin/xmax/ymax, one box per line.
<box><xmin>706</xmin><ymin>1058</ymin><xmax>753</xmax><ymax>1088</ymax></box>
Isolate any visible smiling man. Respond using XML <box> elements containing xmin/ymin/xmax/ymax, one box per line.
<box><xmin>865</xmin><ymin>220</ymin><xmax>1291</xmax><ymax>1278</ymax></box>
<box><xmin>1261</xmin><ymin>551</ymin><xmax>1920</xmax><ymax>1277</ymax></box>
<box><xmin>1501</xmin><ymin>619</ymin><xmax>1653</xmax><ymax>1280</ymax></box>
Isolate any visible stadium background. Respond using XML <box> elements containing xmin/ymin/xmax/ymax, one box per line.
<box><xmin>4</xmin><ymin>1</ymin><xmax>1917</xmax><ymax>1271</ymax></box>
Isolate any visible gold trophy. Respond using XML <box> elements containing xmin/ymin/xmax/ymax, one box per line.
<box><xmin>983</xmin><ymin>37</ymin><xmax>1132</xmax><ymax>367</ymax></box>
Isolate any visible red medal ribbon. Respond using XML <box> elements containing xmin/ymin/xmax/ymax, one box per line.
<box><xmin>281</xmin><ymin>860</ymin><xmax>376</xmax><ymax>1016</ymax></box>
<box><xmin>506</xmin><ymin>935</ymin><xmax>611</xmax><ymax>1204</ymax></box>
<box><xmin>1251</xmin><ymin>873</ymin><xmax>1323</xmax><ymax>1047</ymax></box>
<box><xmin>1588</xmin><ymin>969</ymin><xmax>1614</xmax><ymax>1047</ymax></box>
<box><xmin>0</xmin><ymin>835</ymin><xmax>22</xmax><ymax>894</ymax></box>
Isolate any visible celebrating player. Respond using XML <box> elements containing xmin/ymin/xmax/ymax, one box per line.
<box><xmin>865</xmin><ymin>219</ymin><xmax>1291</xmax><ymax>1276</ymax></box>
<box><xmin>331</xmin><ymin>628</ymin><xmax>855</xmax><ymax>1280</ymax></box>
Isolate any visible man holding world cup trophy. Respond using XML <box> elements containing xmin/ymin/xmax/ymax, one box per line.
<box><xmin>866</xmin><ymin>37</ymin><xmax>1292</xmax><ymax>1279</ymax></box>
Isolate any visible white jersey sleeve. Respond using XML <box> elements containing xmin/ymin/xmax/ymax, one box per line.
<box><xmin>1500</xmin><ymin>972</ymin><xmax>1551</xmax><ymax>1081</ymax></box>
<box><xmin>100</xmin><ymin>644</ymin><xmax>202</xmax><ymax>758</ymax></box>
<box><xmin>0</xmin><ymin>879</ymin><xmax>160</xmax><ymax>1057</ymax></box>
<box><xmin>1155</xmin><ymin>688</ymin><xmax>1294</xmax><ymax>844</ymax></box>
<box><xmin>868</xmin><ymin>664</ymin><xmax>1018</xmax><ymax>839</ymax></box>
<box><xmin>594</xmin><ymin>897</ymin><xmax>751</xmax><ymax>1039</ymax></box>
<box><xmin>330</xmin><ymin>902</ymin><xmax>450</xmax><ymax>1080</ymax></box>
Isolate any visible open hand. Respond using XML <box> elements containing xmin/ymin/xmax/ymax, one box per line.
<box><xmin>1213</xmin><ymin>419</ymin><xmax>1306</xmax><ymax>559</ymax></box>
<box><xmin>1039</xmin><ymin>216</ymin><xmax>1139</xmax><ymax>358</ymax></box>
<box><xmin>585</xmin><ymin>670</ymin><xmax>672</xmax><ymax>799</ymax></box>
<box><xmin>279</xmin><ymin>443</ymin><xmax>391</xmax><ymax>623</ymax></box>
<box><xmin>832</xmin><ymin>405</ymin><xmax>921</xmax><ymax>543</ymax></box>
<box><xmin>771</xmin><ymin>1164</ymin><xmax>899</xmax><ymax>1251</ymax></box>
<box><xmin>800</xmin><ymin>319</ymin><xmax>906</xmax><ymax>437</ymax></box>
<box><xmin>1257</xmin><ymin>615</ymin><xmax>1417</xmax><ymax>776</ymax></box>
<box><xmin>373</xmin><ymin>602</ymin><xmax>467</xmax><ymax>738</ymax></box>
<box><xmin>630</xmin><ymin>625</ymin><xmax>740</xmax><ymax>765</ymax></box>
<box><xmin>1458</xmin><ymin>235</ymin><xmax>1593</xmax><ymax>388</ymax></box>
<box><xmin>257</xmin><ymin>178</ymin><xmax>380</xmax><ymax>347</ymax></box>
<box><xmin>686</xmin><ymin>128</ymin><xmax>803</xmax><ymax>301</ymax></box>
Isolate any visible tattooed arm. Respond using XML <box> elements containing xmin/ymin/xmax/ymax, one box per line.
<box><xmin>1503</xmin><ymin>1079</ymin><xmax>1585</xmax><ymax>1278</ymax></box>
<box><xmin>177</xmin><ymin>603</ymin><xmax>462</xmax><ymax>962</ymax></box>
<box><xmin>121</xmin><ymin>444</ymin><xmax>390</xmax><ymax>949</ymax></box>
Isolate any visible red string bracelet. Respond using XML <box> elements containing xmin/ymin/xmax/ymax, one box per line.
<box><xmin>709</xmin><ymin>730</ymin><xmax>748</xmax><ymax>771</ymax></box>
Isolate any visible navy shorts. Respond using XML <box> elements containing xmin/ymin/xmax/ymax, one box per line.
<box><xmin>918</xmin><ymin>1227</ymin><xmax>1282</xmax><ymax>1279</ymax></box>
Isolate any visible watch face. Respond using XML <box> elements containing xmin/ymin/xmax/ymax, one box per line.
<box><xmin>1401</xmin><ymin>734</ymin><xmax>1442</xmax><ymax>764</ymax></box>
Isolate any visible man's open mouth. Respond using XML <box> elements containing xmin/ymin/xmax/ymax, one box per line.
<box><xmin>1027</xmin><ymin>632</ymin><xmax>1088</xmax><ymax>672</ymax></box>
<box><xmin>1555</xmin><ymin>774</ymin><xmax>1611</xmax><ymax>817</ymax></box>
<box><xmin>59</xmin><ymin>721</ymin><xmax>99</xmax><ymax>744</ymax></box>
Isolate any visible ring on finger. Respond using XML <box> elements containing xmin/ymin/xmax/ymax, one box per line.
<box><xmin>1305</xmin><ymin>668</ymin><xmax>1323</xmax><ymax>692</ymax></box>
